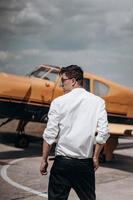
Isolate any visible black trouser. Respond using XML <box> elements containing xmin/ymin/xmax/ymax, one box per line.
<box><xmin>48</xmin><ymin>156</ymin><xmax>96</xmax><ymax>200</ymax></box>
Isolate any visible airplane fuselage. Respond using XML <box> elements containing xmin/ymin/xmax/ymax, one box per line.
<box><xmin>0</xmin><ymin>65</ymin><xmax>133</xmax><ymax>125</ymax></box>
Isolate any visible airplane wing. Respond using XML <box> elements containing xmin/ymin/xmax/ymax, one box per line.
<box><xmin>108</xmin><ymin>123</ymin><xmax>133</xmax><ymax>136</ymax></box>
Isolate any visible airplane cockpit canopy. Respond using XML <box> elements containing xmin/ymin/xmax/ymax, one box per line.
<box><xmin>93</xmin><ymin>80</ymin><xmax>109</xmax><ymax>97</ymax></box>
<box><xmin>28</xmin><ymin>64</ymin><xmax>60</xmax><ymax>82</ymax></box>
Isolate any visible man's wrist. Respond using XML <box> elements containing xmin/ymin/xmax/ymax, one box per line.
<box><xmin>42</xmin><ymin>157</ymin><xmax>48</xmax><ymax>162</ymax></box>
<box><xmin>93</xmin><ymin>156</ymin><xmax>98</xmax><ymax>160</ymax></box>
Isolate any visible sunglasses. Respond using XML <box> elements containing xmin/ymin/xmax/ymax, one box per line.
<box><xmin>61</xmin><ymin>78</ymin><xmax>73</xmax><ymax>83</ymax></box>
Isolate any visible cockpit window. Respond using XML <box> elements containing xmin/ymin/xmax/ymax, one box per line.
<box><xmin>29</xmin><ymin>67</ymin><xmax>59</xmax><ymax>82</ymax></box>
<box><xmin>93</xmin><ymin>80</ymin><xmax>109</xmax><ymax>97</ymax></box>
<box><xmin>44</xmin><ymin>70</ymin><xmax>58</xmax><ymax>82</ymax></box>
<box><xmin>30</xmin><ymin>68</ymin><xmax>49</xmax><ymax>78</ymax></box>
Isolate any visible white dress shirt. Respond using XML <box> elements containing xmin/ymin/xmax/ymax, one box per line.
<box><xmin>43</xmin><ymin>88</ymin><xmax>109</xmax><ymax>159</ymax></box>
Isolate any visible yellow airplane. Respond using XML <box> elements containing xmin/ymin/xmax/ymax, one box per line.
<box><xmin>0</xmin><ymin>64</ymin><xmax>133</xmax><ymax>161</ymax></box>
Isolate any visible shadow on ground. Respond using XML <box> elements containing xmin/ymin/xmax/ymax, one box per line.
<box><xmin>0</xmin><ymin>132</ymin><xmax>42</xmax><ymax>161</ymax></box>
<box><xmin>101</xmin><ymin>154</ymin><xmax>133</xmax><ymax>174</ymax></box>
<box><xmin>0</xmin><ymin>132</ymin><xmax>133</xmax><ymax>174</ymax></box>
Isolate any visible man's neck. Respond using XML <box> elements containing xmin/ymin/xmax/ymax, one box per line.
<box><xmin>72</xmin><ymin>85</ymin><xmax>83</xmax><ymax>90</ymax></box>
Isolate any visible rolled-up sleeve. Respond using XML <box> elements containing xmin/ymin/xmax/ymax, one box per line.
<box><xmin>43</xmin><ymin>100</ymin><xmax>60</xmax><ymax>145</ymax></box>
<box><xmin>96</xmin><ymin>100</ymin><xmax>110</xmax><ymax>144</ymax></box>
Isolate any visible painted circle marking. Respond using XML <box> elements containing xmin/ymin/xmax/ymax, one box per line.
<box><xmin>0</xmin><ymin>158</ymin><xmax>48</xmax><ymax>198</ymax></box>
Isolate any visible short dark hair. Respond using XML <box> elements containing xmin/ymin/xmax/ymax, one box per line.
<box><xmin>60</xmin><ymin>65</ymin><xmax>83</xmax><ymax>86</ymax></box>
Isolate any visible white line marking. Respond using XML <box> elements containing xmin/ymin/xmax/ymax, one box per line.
<box><xmin>0</xmin><ymin>158</ymin><xmax>48</xmax><ymax>198</ymax></box>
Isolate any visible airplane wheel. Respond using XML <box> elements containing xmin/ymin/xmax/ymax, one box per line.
<box><xmin>99</xmin><ymin>153</ymin><xmax>106</xmax><ymax>163</ymax></box>
<box><xmin>15</xmin><ymin>134</ymin><xmax>29</xmax><ymax>148</ymax></box>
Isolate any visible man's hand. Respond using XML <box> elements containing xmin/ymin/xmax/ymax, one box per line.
<box><xmin>40</xmin><ymin>159</ymin><xmax>48</xmax><ymax>175</ymax></box>
<box><xmin>93</xmin><ymin>157</ymin><xmax>99</xmax><ymax>171</ymax></box>
<box><xmin>93</xmin><ymin>143</ymin><xmax>104</xmax><ymax>171</ymax></box>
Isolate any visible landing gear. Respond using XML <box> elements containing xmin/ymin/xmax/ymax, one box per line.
<box><xmin>103</xmin><ymin>136</ymin><xmax>118</xmax><ymax>161</ymax></box>
<box><xmin>14</xmin><ymin>119</ymin><xmax>30</xmax><ymax>148</ymax></box>
<box><xmin>99</xmin><ymin>148</ymin><xmax>106</xmax><ymax>163</ymax></box>
<box><xmin>15</xmin><ymin>134</ymin><xmax>29</xmax><ymax>148</ymax></box>
<box><xmin>99</xmin><ymin>136</ymin><xmax>119</xmax><ymax>163</ymax></box>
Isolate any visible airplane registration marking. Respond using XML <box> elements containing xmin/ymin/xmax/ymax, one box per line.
<box><xmin>0</xmin><ymin>158</ymin><xmax>48</xmax><ymax>198</ymax></box>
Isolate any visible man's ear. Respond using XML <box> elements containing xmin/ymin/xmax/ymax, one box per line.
<box><xmin>72</xmin><ymin>78</ymin><xmax>76</xmax><ymax>86</ymax></box>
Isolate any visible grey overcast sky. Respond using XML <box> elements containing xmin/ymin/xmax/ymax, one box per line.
<box><xmin>0</xmin><ymin>0</ymin><xmax>133</xmax><ymax>88</ymax></box>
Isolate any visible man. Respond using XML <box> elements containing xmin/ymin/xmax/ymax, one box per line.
<box><xmin>40</xmin><ymin>65</ymin><xmax>109</xmax><ymax>200</ymax></box>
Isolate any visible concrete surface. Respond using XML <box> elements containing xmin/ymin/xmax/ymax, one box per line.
<box><xmin>0</xmin><ymin>133</ymin><xmax>133</xmax><ymax>200</ymax></box>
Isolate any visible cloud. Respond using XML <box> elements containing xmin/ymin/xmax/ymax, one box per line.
<box><xmin>0</xmin><ymin>0</ymin><xmax>133</xmax><ymax>87</ymax></box>
<box><xmin>0</xmin><ymin>51</ymin><xmax>10</xmax><ymax>62</ymax></box>
<box><xmin>12</xmin><ymin>2</ymin><xmax>46</xmax><ymax>26</ymax></box>
<box><xmin>21</xmin><ymin>49</ymin><xmax>41</xmax><ymax>56</ymax></box>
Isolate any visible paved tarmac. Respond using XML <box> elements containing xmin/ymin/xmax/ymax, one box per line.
<box><xmin>0</xmin><ymin>133</ymin><xmax>133</xmax><ymax>200</ymax></box>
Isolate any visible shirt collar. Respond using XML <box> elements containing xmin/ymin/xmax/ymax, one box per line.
<box><xmin>71</xmin><ymin>87</ymin><xmax>85</xmax><ymax>93</ymax></box>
